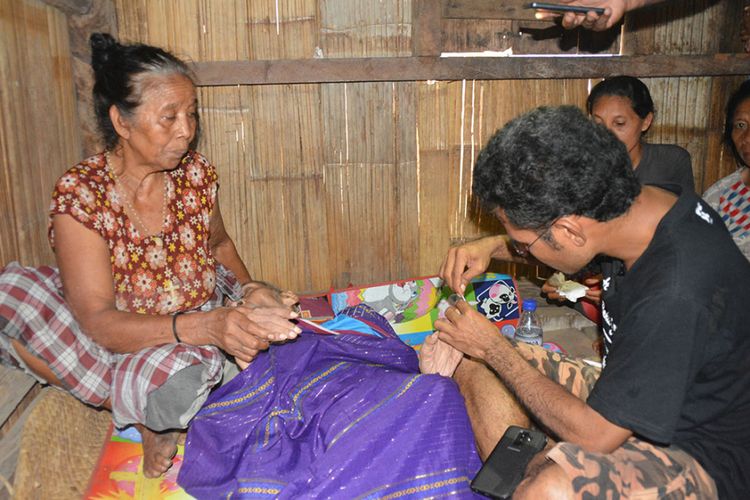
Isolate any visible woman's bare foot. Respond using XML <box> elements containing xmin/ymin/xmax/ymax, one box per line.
<box><xmin>419</xmin><ymin>332</ymin><xmax>464</xmax><ymax>377</ymax></box>
<box><xmin>136</xmin><ymin>424</ymin><xmax>181</xmax><ymax>478</ymax></box>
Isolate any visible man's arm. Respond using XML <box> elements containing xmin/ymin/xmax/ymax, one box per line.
<box><xmin>436</xmin><ymin>300</ymin><xmax>632</xmax><ymax>452</ymax></box>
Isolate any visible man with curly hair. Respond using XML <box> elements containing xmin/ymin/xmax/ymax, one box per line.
<box><xmin>424</xmin><ymin>106</ymin><xmax>750</xmax><ymax>499</ymax></box>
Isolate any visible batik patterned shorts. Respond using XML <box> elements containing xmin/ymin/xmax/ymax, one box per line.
<box><xmin>513</xmin><ymin>341</ymin><xmax>718</xmax><ymax>500</ymax></box>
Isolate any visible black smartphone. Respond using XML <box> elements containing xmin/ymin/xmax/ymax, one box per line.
<box><xmin>528</xmin><ymin>2</ymin><xmax>606</xmax><ymax>15</ymax></box>
<box><xmin>470</xmin><ymin>426</ymin><xmax>548</xmax><ymax>499</ymax></box>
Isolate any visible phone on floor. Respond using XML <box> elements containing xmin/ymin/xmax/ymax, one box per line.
<box><xmin>470</xmin><ymin>426</ymin><xmax>548</xmax><ymax>499</ymax></box>
<box><xmin>527</xmin><ymin>2</ymin><xmax>606</xmax><ymax>15</ymax></box>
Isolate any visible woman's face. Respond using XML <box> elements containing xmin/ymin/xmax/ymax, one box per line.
<box><xmin>731</xmin><ymin>97</ymin><xmax>750</xmax><ymax>167</ymax></box>
<box><xmin>591</xmin><ymin>94</ymin><xmax>653</xmax><ymax>163</ymax></box>
<box><xmin>116</xmin><ymin>73</ymin><xmax>198</xmax><ymax>170</ymax></box>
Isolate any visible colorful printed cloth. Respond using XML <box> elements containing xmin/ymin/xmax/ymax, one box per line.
<box><xmin>0</xmin><ymin>261</ymin><xmax>241</xmax><ymax>428</ymax></box>
<box><xmin>703</xmin><ymin>168</ymin><xmax>750</xmax><ymax>261</ymax></box>
<box><xmin>179</xmin><ymin>305</ymin><xmax>482</xmax><ymax>499</ymax></box>
<box><xmin>49</xmin><ymin>150</ymin><xmax>219</xmax><ymax>314</ymax></box>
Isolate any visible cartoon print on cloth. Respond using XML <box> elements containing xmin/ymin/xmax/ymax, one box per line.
<box><xmin>331</xmin><ymin>277</ymin><xmax>442</xmax><ymax>324</ymax></box>
<box><xmin>476</xmin><ymin>281</ymin><xmax>518</xmax><ymax>322</ymax></box>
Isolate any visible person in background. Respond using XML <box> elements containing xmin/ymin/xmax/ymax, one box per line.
<box><xmin>543</xmin><ymin>75</ymin><xmax>694</xmax><ymax>317</ymax></box>
<box><xmin>423</xmin><ymin>105</ymin><xmax>749</xmax><ymax>499</ymax></box>
<box><xmin>703</xmin><ymin>79</ymin><xmax>750</xmax><ymax>262</ymax></box>
<box><xmin>0</xmin><ymin>33</ymin><xmax>299</xmax><ymax>478</ymax></box>
<box><xmin>588</xmin><ymin>76</ymin><xmax>694</xmax><ymax>194</ymax></box>
<box><xmin>534</xmin><ymin>0</ymin><xmax>669</xmax><ymax>31</ymax></box>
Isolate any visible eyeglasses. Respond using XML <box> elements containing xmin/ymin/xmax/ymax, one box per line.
<box><xmin>510</xmin><ymin>218</ymin><xmax>560</xmax><ymax>257</ymax></box>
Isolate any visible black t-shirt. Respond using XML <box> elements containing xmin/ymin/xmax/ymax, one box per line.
<box><xmin>636</xmin><ymin>143</ymin><xmax>695</xmax><ymax>194</ymax></box>
<box><xmin>588</xmin><ymin>191</ymin><xmax>750</xmax><ymax>499</ymax></box>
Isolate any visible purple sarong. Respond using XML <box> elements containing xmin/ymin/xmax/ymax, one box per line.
<box><xmin>178</xmin><ymin>305</ymin><xmax>482</xmax><ymax>498</ymax></box>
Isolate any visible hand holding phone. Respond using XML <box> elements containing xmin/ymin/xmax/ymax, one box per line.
<box><xmin>528</xmin><ymin>2</ymin><xmax>606</xmax><ymax>15</ymax></box>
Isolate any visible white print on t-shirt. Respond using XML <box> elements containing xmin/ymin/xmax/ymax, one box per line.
<box><xmin>695</xmin><ymin>202</ymin><xmax>714</xmax><ymax>225</ymax></box>
<box><xmin>602</xmin><ymin>276</ymin><xmax>611</xmax><ymax>292</ymax></box>
<box><xmin>600</xmin><ymin>299</ymin><xmax>616</xmax><ymax>368</ymax></box>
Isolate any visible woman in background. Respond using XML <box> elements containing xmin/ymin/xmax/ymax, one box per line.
<box><xmin>543</xmin><ymin>76</ymin><xmax>695</xmax><ymax>321</ymax></box>
<box><xmin>703</xmin><ymin>79</ymin><xmax>750</xmax><ymax>261</ymax></box>
<box><xmin>587</xmin><ymin>75</ymin><xmax>694</xmax><ymax>194</ymax></box>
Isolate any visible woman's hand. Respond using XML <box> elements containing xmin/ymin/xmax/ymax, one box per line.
<box><xmin>542</xmin><ymin>274</ymin><xmax>603</xmax><ymax>305</ymax></box>
<box><xmin>206</xmin><ymin>304</ymin><xmax>301</xmax><ymax>367</ymax></box>
<box><xmin>581</xmin><ymin>276</ymin><xmax>603</xmax><ymax>305</ymax></box>
<box><xmin>440</xmin><ymin>236</ymin><xmax>512</xmax><ymax>295</ymax></box>
<box><xmin>541</xmin><ymin>278</ymin><xmax>567</xmax><ymax>303</ymax></box>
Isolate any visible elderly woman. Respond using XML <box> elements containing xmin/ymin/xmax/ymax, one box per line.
<box><xmin>703</xmin><ymin>79</ymin><xmax>750</xmax><ymax>261</ymax></box>
<box><xmin>2</xmin><ymin>34</ymin><xmax>483</xmax><ymax>495</ymax></box>
<box><xmin>0</xmin><ymin>33</ymin><xmax>300</xmax><ymax>478</ymax></box>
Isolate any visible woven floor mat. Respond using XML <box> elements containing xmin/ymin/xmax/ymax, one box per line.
<box><xmin>13</xmin><ymin>388</ymin><xmax>110</xmax><ymax>499</ymax></box>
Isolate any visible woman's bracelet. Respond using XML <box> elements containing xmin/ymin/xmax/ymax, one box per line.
<box><xmin>172</xmin><ymin>311</ymin><xmax>186</xmax><ymax>343</ymax></box>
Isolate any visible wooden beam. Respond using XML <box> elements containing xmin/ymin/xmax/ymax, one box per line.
<box><xmin>192</xmin><ymin>54</ymin><xmax>750</xmax><ymax>86</ymax></box>
<box><xmin>412</xmin><ymin>0</ymin><xmax>443</xmax><ymax>56</ymax></box>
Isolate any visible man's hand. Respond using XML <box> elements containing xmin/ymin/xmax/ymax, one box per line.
<box><xmin>433</xmin><ymin>300</ymin><xmax>504</xmax><ymax>360</ymax></box>
<box><xmin>440</xmin><ymin>236</ymin><xmax>513</xmax><ymax>295</ymax></box>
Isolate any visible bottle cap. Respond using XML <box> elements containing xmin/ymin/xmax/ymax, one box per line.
<box><xmin>522</xmin><ymin>298</ymin><xmax>537</xmax><ymax>311</ymax></box>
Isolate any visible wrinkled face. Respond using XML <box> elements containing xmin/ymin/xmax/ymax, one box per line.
<box><xmin>120</xmin><ymin>73</ymin><xmax>198</xmax><ymax>170</ymax></box>
<box><xmin>731</xmin><ymin>97</ymin><xmax>750</xmax><ymax>167</ymax></box>
<box><xmin>591</xmin><ymin>95</ymin><xmax>652</xmax><ymax>164</ymax></box>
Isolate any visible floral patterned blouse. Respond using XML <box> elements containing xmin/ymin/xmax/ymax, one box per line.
<box><xmin>49</xmin><ymin>151</ymin><xmax>219</xmax><ymax>315</ymax></box>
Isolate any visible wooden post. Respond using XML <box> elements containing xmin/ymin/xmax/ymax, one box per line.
<box><xmin>42</xmin><ymin>0</ymin><xmax>117</xmax><ymax>156</ymax></box>
<box><xmin>412</xmin><ymin>0</ymin><xmax>443</xmax><ymax>56</ymax></box>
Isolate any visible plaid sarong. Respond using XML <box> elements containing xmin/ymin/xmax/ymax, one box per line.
<box><xmin>0</xmin><ymin>261</ymin><xmax>242</xmax><ymax>429</ymax></box>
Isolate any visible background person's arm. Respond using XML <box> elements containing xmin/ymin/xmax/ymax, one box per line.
<box><xmin>534</xmin><ymin>0</ymin><xmax>668</xmax><ymax>31</ymax></box>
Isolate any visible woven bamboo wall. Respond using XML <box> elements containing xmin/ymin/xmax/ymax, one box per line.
<box><xmin>0</xmin><ymin>0</ymin><xmax>745</xmax><ymax>295</ymax></box>
<box><xmin>112</xmin><ymin>0</ymin><xmax>744</xmax><ymax>293</ymax></box>
<box><xmin>0</xmin><ymin>0</ymin><xmax>82</xmax><ymax>268</ymax></box>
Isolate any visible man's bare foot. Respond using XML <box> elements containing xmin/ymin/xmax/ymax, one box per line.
<box><xmin>136</xmin><ymin>424</ymin><xmax>181</xmax><ymax>478</ymax></box>
<box><xmin>419</xmin><ymin>332</ymin><xmax>464</xmax><ymax>377</ymax></box>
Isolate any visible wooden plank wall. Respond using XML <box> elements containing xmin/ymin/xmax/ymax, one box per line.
<box><xmin>0</xmin><ymin>0</ymin><xmax>82</xmax><ymax>267</ymax></box>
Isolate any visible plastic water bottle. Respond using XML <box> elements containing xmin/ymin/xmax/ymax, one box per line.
<box><xmin>515</xmin><ymin>299</ymin><xmax>543</xmax><ymax>346</ymax></box>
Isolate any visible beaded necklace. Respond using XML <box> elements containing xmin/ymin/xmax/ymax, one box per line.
<box><xmin>105</xmin><ymin>150</ymin><xmax>168</xmax><ymax>247</ymax></box>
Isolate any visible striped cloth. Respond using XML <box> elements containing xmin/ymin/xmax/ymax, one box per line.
<box><xmin>703</xmin><ymin>168</ymin><xmax>750</xmax><ymax>261</ymax></box>
<box><xmin>0</xmin><ymin>261</ymin><xmax>242</xmax><ymax>429</ymax></box>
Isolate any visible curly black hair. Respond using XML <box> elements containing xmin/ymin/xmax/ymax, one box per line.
<box><xmin>90</xmin><ymin>33</ymin><xmax>198</xmax><ymax>150</ymax></box>
<box><xmin>724</xmin><ymin>79</ymin><xmax>750</xmax><ymax>168</ymax></box>
<box><xmin>586</xmin><ymin>75</ymin><xmax>654</xmax><ymax>119</ymax></box>
<box><xmin>472</xmin><ymin>106</ymin><xmax>641</xmax><ymax>230</ymax></box>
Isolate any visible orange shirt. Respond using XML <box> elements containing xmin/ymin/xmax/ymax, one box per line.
<box><xmin>49</xmin><ymin>151</ymin><xmax>219</xmax><ymax>314</ymax></box>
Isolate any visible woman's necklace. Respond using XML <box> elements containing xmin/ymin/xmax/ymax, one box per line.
<box><xmin>105</xmin><ymin>150</ymin><xmax>168</xmax><ymax>246</ymax></box>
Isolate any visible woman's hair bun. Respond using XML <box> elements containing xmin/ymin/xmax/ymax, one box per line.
<box><xmin>90</xmin><ymin>33</ymin><xmax>117</xmax><ymax>72</ymax></box>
